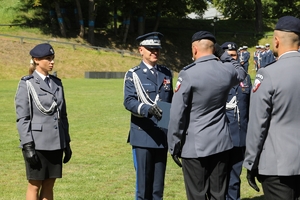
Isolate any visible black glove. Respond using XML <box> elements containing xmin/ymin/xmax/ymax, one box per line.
<box><xmin>63</xmin><ymin>143</ymin><xmax>72</xmax><ymax>164</ymax></box>
<box><xmin>23</xmin><ymin>142</ymin><xmax>39</xmax><ymax>165</ymax></box>
<box><xmin>213</xmin><ymin>43</ymin><xmax>225</xmax><ymax>58</ymax></box>
<box><xmin>246</xmin><ymin>169</ymin><xmax>260</xmax><ymax>192</ymax></box>
<box><xmin>148</xmin><ymin>104</ymin><xmax>163</xmax><ymax>120</ymax></box>
<box><xmin>172</xmin><ymin>142</ymin><xmax>182</xmax><ymax>168</ymax></box>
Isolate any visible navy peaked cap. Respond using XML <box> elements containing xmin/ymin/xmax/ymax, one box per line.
<box><xmin>136</xmin><ymin>32</ymin><xmax>163</xmax><ymax>49</ymax></box>
<box><xmin>275</xmin><ymin>16</ymin><xmax>300</xmax><ymax>34</ymax></box>
<box><xmin>221</xmin><ymin>42</ymin><xmax>237</xmax><ymax>50</ymax></box>
<box><xmin>191</xmin><ymin>31</ymin><xmax>216</xmax><ymax>43</ymax></box>
<box><xmin>30</xmin><ymin>43</ymin><xmax>55</xmax><ymax>58</ymax></box>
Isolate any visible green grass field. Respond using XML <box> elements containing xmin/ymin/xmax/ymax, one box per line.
<box><xmin>0</xmin><ymin>78</ymin><xmax>264</xmax><ymax>199</ymax></box>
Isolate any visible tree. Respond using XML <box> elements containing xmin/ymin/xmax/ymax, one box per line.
<box><xmin>54</xmin><ymin>1</ymin><xmax>67</xmax><ymax>37</ymax></box>
<box><xmin>75</xmin><ymin>0</ymin><xmax>84</xmax><ymax>38</ymax></box>
<box><xmin>88</xmin><ymin>0</ymin><xmax>97</xmax><ymax>44</ymax></box>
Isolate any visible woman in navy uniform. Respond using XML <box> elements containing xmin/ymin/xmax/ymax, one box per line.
<box><xmin>123</xmin><ymin>32</ymin><xmax>173</xmax><ymax>200</ymax></box>
<box><xmin>15</xmin><ymin>43</ymin><xmax>72</xmax><ymax>200</ymax></box>
<box><xmin>221</xmin><ymin>42</ymin><xmax>252</xmax><ymax>200</ymax></box>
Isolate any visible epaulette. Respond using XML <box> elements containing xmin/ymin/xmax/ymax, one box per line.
<box><xmin>183</xmin><ymin>63</ymin><xmax>196</xmax><ymax>71</ymax></box>
<box><xmin>158</xmin><ymin>65</ymin><xmax>171</xmax><ymax>72</ymax></box>
<box><xmin>129</xmin><ymin>66</ymin><xmax>140</xmax><ymax>72</ymax></box>
<box><xmin>264</xmin><ymin>60</ymin><xmax>276</xmax><ymax>68</ymax></box>
<box><xmin>21</xmin><ymin>75</ymin><xmax>34</xmax><ymax>81</ymax></box>
<box><xmin>49</xmin><ymin>74</ymin><xmax>61</xmax><ymax>81</ymax></box>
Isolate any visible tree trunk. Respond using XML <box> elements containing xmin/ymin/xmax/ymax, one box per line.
<box><xmin>254</xmin><ymin>0</ymin><xmax>263</xmax><ymax>33</ymax></box>
<box><xmin>54</xmin><ymin>1</ymin><xmax>67</xmax><ymax>37</ymax></box>
<box><xmin>153</xmin><ymin>1</ymin><xmax>162</xmax><ymax>32</ymax></box>
<box><xmin>75</xmin><ymin>0</ymin><xmax>84</xmax><ymax>38</ymax></box>
<box><xmin>113</xmin><ymin>5</ymin><xmax>118</xmax><ymax>35</ymax></box>
<box><xmin>137</xmin><ymin>0</ymin><xmax>146</xmax><ymax>35</ymax></box>
<box><xmin>123</xmin><ymin>16</ymin><xmax>130</xmax><ymax>43</ymax></box>
<box><xmin>88</xmin><ymin>0</ymin><xmax>97</xmax><ymax>45</ymax></box>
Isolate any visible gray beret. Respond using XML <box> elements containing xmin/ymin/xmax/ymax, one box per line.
<box><xmin>275</xmin><ymin>16</ymin><xmax>300</xmax><ymax>34</ymax></box>
<box><xmin>191</xmin><ymin>31</ymin><xmax>216</xmax><ymax>43</ymax></box>
<box><xmin>30</xmin><ymin>43</ymin><xmax>55</xmax><ymax>58</ymax></box>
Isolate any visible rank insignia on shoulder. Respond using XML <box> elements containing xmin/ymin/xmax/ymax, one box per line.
<box><xmin>175</xmin><ymin>77</ymin><xmax>182</xmax><ymax>92</ymax></box>
<box><xmin>183</xmin><ymin>63</ymin><xmax>196</xmax><ymax>71</ymax></box>
<box><xmin>21</xmin><ymin>75</ymin><xmax>33</xmax><ymax>81</ymax></box>
<box><xmin>129</xmin><ymin>66</ymin><xmax>140</xmax><ymax>72</ymax></box>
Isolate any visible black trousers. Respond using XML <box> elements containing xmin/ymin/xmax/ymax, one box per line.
<box><xmin>182</xmin><ymin>150</ymin><xmax>229</xmax><ymax>200</ymax></box>
<box><xmin>260</xmin><ymin>175</ymin><xmax>300</xmax><ymax>200</ymax></box>
<box><xmin>132</xmin><ymin>146</ymin><xmax>167</xmax><ymax>200</ymax></box>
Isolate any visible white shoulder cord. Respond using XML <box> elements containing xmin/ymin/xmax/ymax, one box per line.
<box><xmin>226</xmin><ymin>95</ymin><xmax>240</xmax><ymax>123</ymax></box>
<box><xmin>26</xmin><ymin>80</ymin><xmax>58</xmax><ymax>116</ymax></box>
<box><xmin>132</xmin><ymin>72</ymin><xmax>159</xmax><ymax>105</ymax></box>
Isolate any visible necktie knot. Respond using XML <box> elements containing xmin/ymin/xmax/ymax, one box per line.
<box><xmin>44</xmin><ymin>77</ymin><xmax>50</xmax><ymax>87</ymax></box>
<box><xmin>151</xmin><ymin>67</ymin><xmax>157</xmax><ymax>77</ymax></box>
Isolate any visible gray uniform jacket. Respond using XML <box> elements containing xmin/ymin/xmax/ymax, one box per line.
<box><xmin>168</xmin><ymin>53</ymin><xmax>246</xmax><ymax>158</ymax></box>
<box><xmin>15</xmin><ymin>71</ymin><xmax>70</xmax><ymax>150</ymax></box>
<box><xmin>243</xmin><ymin>51</ymin><xmax>300</xmax><ymax>176</ymax></box>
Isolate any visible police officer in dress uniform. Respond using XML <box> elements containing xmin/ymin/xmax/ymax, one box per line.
<box><xmin>244</xmin><ymin>16</ymin><xmax>300</xmax><ymax>200</ymax></box>
<box><xmin>15</xmin><ymin>43</ymin><xmax>72</xmax><ymax>200</ymax></box>
<box><xmin>240</xmin><ymin>46</ymin><xmax>250</xmax><ymax>72</ymax></box>
<box><xmin>221</xmin><ymin>42</ymin><xmax>252</xmax><ymax>200</ymax></box>
<box><xmin>123</xmin><ymin>32</ymin><xmax>173</xmax><ymax>200</ymax></box>
<box><xmin>167</xmin><ymin>31</ymin><xmax>246</xmax><ymax>200</ymax></box>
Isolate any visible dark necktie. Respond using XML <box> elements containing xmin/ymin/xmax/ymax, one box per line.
<box><xmin>151</xmin><ymin>67</ymin><xmax>157</xmax><ymax>78</ymax></box>
<box><xmin>44</xmin><ymin>77</ymin><xmax>50</xmax><ymax>87</ymax></box>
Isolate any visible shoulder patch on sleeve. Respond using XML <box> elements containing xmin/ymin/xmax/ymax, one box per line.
<box><xmin>129</xmin><ymin>66</ymin><xmax>140</xmax><ymax>72</ymax></box>
<box><xmin>183</xmin><ymin>63</ymin><xmax>196</xmax><ymax>71</ymax></box>
<box><xmin>21</xmin><ymin>75</ymin><xmax>33</xmax><ymax>81</ymax></box>
<box><xmin>175</xmin><ymin>77</ymin><xmax>183</xmax><ymax>92</ymax></box>
<box><xmin>253</xmin><ymin>73</ymin><xmax>264</xmax><ymax>92</ymax></box>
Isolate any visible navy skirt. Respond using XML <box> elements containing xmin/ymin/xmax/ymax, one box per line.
<box><xmin>23</xmin><ymin>149</ymin><xmax>63</xmax><ymax>180</ymax></box>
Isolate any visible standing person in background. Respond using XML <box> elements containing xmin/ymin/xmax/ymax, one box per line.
<box><xmin>167</xmin><ymin>31</ymin><xmax>246</xmax><ymax>200</ymax></box>
<box><xmin>240</xmin><ymin>46</ymin><xmax>250</xmax><ymax>72</ymax></box>
<box><xmin>221</xmin><ymin>42</ymin><xmax>252</xmax><ymax>200</ymax></box>
<box><xmin>123</xmin><ymin>32</ymin><xmax>173</xmax><ymax>200</ymax></box>
<box><xmin>264</xmin><ymin>43</ymin><xmax>276</xmax><ymax>64</ymax></box>
<box><xmin>15</xmin><ymin>43</ymin><xmax>72</xmax><ymax>200</ymax></box>
<box><xmin>253</xmin><ymin>46</ymin><xmax>261</xmax><ymax>71</ymax></box>
<box><xmin>244</xmin><ymin>16</ymin><xmax>300</xmax><ymax>200</ymax></box>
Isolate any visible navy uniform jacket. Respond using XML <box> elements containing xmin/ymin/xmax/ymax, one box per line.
<box><xmin>241</xmin><ymin>51</ymin><xmax>250</xmax><ymax>69</ymax></box>
<box><xmin>226</xmin><ymin>74</ymin><xmax>252</xmax><ymax>147</ymax></box>
<box><xmin>168</xmin><ymin>53</ymin><xmax>246</xmax><ymax>158</ymax></box>
<box><xmin>123</xmin><ymin>61</ymin><xmax>173</xmax><ymax>148</ymax></box>
<box><xmin>15</xmin><ymin>71</ymin><xmax>70</xmax><ymax>150</ymax></box>
<box><xmin>243</xmin><ymin>51</ymin><xmax>300</xmax><ymax>175</ymax></box>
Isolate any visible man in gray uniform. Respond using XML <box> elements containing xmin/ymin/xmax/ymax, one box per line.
<box><xmin>167</xmin><ymin>31</ymin><xmax>246</xmax><ymax>200</ymax></box>
<box><xmin>244</xmin><ymin>16</ymin><xmax>300</xmax><ymax>200</ymax></box>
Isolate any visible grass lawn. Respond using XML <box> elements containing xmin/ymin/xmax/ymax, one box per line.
<box><xmin>0</xmin><ymin>78</ymin><xmax>264</xmax><ymax>199</ymax></box>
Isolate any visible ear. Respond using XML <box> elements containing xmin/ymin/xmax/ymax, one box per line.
<box><xmin>274</xmin><ymin>35</ymin><xmax>279</xmax><ymax>48</ymax></box>
<box><xmin>138</xmin><ymin>46</ymin><xmax>143</xmax><ymax>56</ymax></box>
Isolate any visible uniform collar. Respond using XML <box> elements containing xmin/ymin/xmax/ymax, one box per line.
<box><xmin>35</xmin><ymin>70</ymin><xmax>49</xmax><ymax>81</ymax></box>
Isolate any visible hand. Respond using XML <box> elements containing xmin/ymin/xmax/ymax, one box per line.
<box><xmin>63</xmin><ymin>143</ymin><xmax>72</xmax><ymax>164</ymax></box>
<box><xmin>23</xmin><ymin>142</ymin><xmax>39</xmax><ymax>165</ymax></box>
<box><xmin>213</xmin><ymin>43</ymin><xmax>225</xmax><ymax>58</ymax></box>
<box><xmin>148</xmin><ymin>104</ymin><xmax>162</xmax><ymax>120</ymax></box>
<box><xmin>246</xmin><ymin>169</ymin><xmax>260</xmax><ymax>192</ymax></box>
<box><xmin>172</xmin><ymin>142</ymin><xmax>182</xmax><ymax>167</ymax></box>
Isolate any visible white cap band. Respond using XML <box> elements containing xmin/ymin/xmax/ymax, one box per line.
<box><xmin>140</xmin><ymin>39</ymin><xmax>161</xmax><ymax>46</ymax></box>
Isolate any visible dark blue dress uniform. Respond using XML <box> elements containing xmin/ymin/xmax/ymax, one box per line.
<box><xmin>123</xmin><ymin>32</ymin><xmax>173</xmax><ymax>200</ymax></box>
<box><xmin>220</xmin><ymin>42</ymin><xmax>252</xmax><ymax>200</ymax></box>
<box><xmin>241</xmin><ymin>46</ymin><xmax>250</xmax><ymax>72</ymax></box>
<box><xmin>226</xmin><ymin>75</ymin><xmax>252</xmax><ymax>200</ymax></box>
